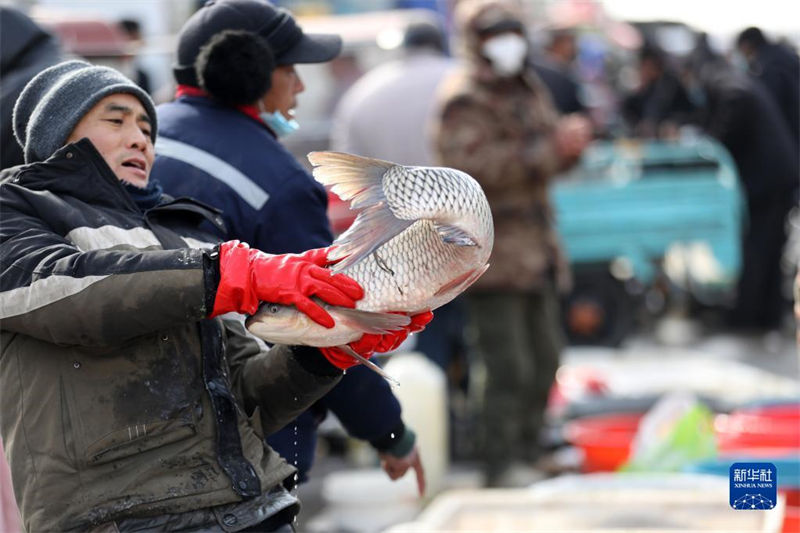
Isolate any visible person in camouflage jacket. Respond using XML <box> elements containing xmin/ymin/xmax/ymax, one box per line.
<box><xmin>432</xmin><ymin>0</ymin><xmax>591</xmax><ymax>486</ymax></box>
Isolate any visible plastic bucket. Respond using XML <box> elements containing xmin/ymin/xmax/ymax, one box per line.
<box><xmin>563</xmin><ymin>413</ymin><xmax>643</xmax><ymax>472</ymax></box>
<box><xmin>715</xmin><ymin>404</ymin><xmax>800</xmax><ymax>452</ymax></box>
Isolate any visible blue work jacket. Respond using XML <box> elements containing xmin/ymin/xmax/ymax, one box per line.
<box><xmin>152</xmin><ymin>95</ymin><xmax>406</xmax><ymax>481</ymax></box>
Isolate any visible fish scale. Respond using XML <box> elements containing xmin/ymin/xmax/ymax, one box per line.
<box><xmin>246</xmin><ymin>152</ymin><xmax>494</xmax><ymax>348</ymax></box>
<box><xmin>346</xmin><ymin>219</ymin><xmax>458</xmax><ymax>311</ymax></box>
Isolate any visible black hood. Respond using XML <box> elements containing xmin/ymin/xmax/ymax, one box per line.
<box><xmin>0</xmin><ymin>6</ymin><xmax>63</xmax><ymax>169</ymax></box>
<box><xmin>0</xmin><ymin>6</ymin><xmax>56</xmax><ymax>75</ymax></box>
<box><xmin>8</xmin><ymin>139</ymin><xmax>140</xmax><ymax>212</ymax></box>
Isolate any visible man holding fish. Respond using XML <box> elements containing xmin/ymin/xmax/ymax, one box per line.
<box><xmin>0</xmin><ymin>59</ymin><xmax>428</xmax><ymax>531</ymax></box>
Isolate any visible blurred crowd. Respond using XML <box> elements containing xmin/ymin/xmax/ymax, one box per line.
<box><xmin>326</xmin><ymin>0</ymin><xmax>798</xmax><ymax>487</ymax></box>
<box><xmin>1</xmin><ymin>0</ymin><xmax>798</xmax><ymax>531</ymax></box>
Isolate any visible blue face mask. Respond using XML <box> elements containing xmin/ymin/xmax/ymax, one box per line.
<box><xmin>731</xmin><ymin>52</ymin><xmax>750</xmax><ymax>73</ymax></box>
<box><xmin>260</xmin><ymin>109</ymin><xmax>299</xmax><ymax>138</ymax></box>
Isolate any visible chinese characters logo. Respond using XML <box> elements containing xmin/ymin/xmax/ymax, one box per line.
<box><xmin>730</xmin><ymin>462</ymin><xmax>777</xmax><ymax>510</ymax></box>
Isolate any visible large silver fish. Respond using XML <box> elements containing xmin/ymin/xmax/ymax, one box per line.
<box><xmin>246</xmin><ymin>151</ymin><xmax>494</xmax><ymax>347</ymax></box>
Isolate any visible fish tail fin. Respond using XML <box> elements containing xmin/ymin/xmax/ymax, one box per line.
<box><xmin>308</xmin><ymin>151</ymin><xmax>412</xmax><ymax>271</ymax></box>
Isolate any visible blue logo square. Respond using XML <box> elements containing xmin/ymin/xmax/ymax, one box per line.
<box><xmin>730</xmin><ymin>462</ymin><xmax>777</xmax><ymax>510</ymax></box>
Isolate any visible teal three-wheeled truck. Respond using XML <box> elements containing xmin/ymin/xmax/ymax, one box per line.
<box><xmin>552</xmin><ymin>135</ymin><xmax>744</xmax><ymax>346</ymax></box>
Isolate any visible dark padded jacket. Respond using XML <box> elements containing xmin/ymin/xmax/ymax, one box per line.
<box><xmin>0</xmin><ymin>139</ymin><xmax>341</xmax><ymax>531</ymax></box>
<box><xmin>0</xmin><ymin>6</ymin><xmax>63</xmax><ymax>169</ymax></box>
<box><xmin>697</xmin><ymin>65</ymin><xmax>799</xmax><ymax>205</ymax></box>
<box><xmin>152</xmin><ymin>96</ymin><xmax>411</xmax><ymax>481</ymax></box>
<box><xmin>748</xmin><ymin>42</ymin><xmax>800</xmax><ymax>144</ymax></box>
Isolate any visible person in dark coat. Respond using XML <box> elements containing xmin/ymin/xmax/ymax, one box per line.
<box><xmin>736</xmin><ymin>27</ymin><xmax>800</xmax><ymax>144</ymax></box>
<box><xmin>151</xmin><ymin>0</ymin><xmax>430</xmax><ymax>496</ymax></box>
<box><xmin>0</xmin><ymin>6</ymin><xmax>63</xmax><ymax>169</ymax></box>
<box><xmin>117</xmin><ymin>18</ymin><xmax>153</xmax><ymax>94</ymax></box>
<box><xmin>684</xmin><ymin>50</ymin><xmax>799</xmax><ymax>331</ymax></box>
<box><xmin>622</xmin><ymin>43</ymin><xmax>695</xmax><ymax>138</ymax></box>
<box><xmin>531</xmin><ymin>28</ymin><xmax>586</xmax><ymax>116</ymax></box>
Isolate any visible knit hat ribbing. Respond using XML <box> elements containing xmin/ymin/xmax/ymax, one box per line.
<box><xmin>13</xmin><ymin>60</ymin><xmax>157</xmax><ymax>163</ymax></box>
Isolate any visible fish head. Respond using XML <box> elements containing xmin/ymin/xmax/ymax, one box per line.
<box><xmin>432</xmin><ymin>167</ymin><xmax>495</xmax><ymax>255</ymax></box>
<box><xmin>245</xmin><ymin>302</ymin><xmax>314</xmax><ymax>344</ymax></box>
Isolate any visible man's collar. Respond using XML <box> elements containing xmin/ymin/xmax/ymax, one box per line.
<box><xmin>174</xmin><ymin>85</ymin><xmax>263</xmax><ymax>123</ymax></box>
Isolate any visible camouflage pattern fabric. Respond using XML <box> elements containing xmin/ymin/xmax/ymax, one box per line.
<box><xmin>432</xmin><ymin>0</ymin><xmax>571</xmax><ymax>293</ymax></box>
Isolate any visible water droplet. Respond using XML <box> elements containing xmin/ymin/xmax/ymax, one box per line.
<box><xmin>293</xmin><ymin>396</ymin><xmax>298</xmax><ymax>402</ymax></box>
<box><xmin>343</xmin><ymin>369</ymin><xmax>347</xmax><ymax>375</ymax></box>
<box><xmin>293</xmin><ymin>441</ymin><xmax>297</xmax><ymax>445</ymax></box>
<box><xmin>390</xmin><ymin>433</ymin><xmax>395</xmax><ymax>439</ymax></box>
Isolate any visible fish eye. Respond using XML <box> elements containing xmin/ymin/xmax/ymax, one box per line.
<box><xmin>268</xmin><ymin>304</ymin><xmax>279</xmax><ymax>314</ymax></box>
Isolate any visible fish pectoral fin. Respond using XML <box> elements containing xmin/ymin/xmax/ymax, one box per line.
<box><xmin>328</xmin><ymin>205</ymin><xmax>413</xmax><ymax>271</ymax></box>
<box><xmin>435</xmin><ymin>223</ymin><xmax>478</xmax><ymax>247</ymax></box>
<box><xmin>434</xmin><ymin>263</ymin><xmax>490</xmax><ymax>298</ymax></box>
<box><xmin>336</xmin><ymin>345</ymin><xmax>400</xmax><ymax>386</ymax></box>
<box><xmin>332</xmin><ymin>307</ymin><xmax>411</xmax><ymax>334</ymax></box>
<box><xmin>307</xmin><ymin>151</ymin><xmax>413</xmax><ymax>271</ymax></box>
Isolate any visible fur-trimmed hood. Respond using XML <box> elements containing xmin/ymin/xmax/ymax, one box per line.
<box><xmin>453</xmin><ymin>0</ymin><xmax>530</xmax><ymax>80</ymax></box>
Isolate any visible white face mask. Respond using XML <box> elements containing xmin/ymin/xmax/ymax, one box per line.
<box><xmin>481</xmin><ymin>33</ymin><xmax>528</xmax><ymax>77</ymax></box>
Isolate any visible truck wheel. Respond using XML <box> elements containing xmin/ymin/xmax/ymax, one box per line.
<box><xmin>562</xmin><ymin>269</ymin><xmax>635</xmax><ymax>347</ymax></box>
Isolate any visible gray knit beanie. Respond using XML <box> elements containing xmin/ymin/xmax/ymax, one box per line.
<box><xmin>13</xmin><ymin>60</ymin><xmax>157</xmax><ymax>163</ymax></box>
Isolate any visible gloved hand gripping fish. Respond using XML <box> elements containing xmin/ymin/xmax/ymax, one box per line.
<box><xmin>246</xmin><ymin>151</ymin><xmax>494</xmax><ymax>368</ymax></box>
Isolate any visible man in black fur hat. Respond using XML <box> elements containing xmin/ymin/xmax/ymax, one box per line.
<box><xmin>151</xmin><ymin>0</ymin><xmax>429</xmax><ymax>502</ymax></box>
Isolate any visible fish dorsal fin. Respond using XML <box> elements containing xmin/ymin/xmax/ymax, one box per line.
<box><xmin>435</xmin><ymin>223</ymin><xmax>478</xmax><ymax>247</ymax></box>
<box><xmin>332</xmin><ymin>307</ymin><xmax>411</xmax><ymax>334</ymax></box>
<box><xmin>308</xmin><ymin>151</ymin><xmax>413</xmax><ymax>271</ymax></box>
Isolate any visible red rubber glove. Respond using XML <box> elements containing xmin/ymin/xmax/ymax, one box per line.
<box><xmin>210</xmin><ymin>241</ymin><xmax>363</xmax><ymax>328</ymax></box>
<box><xmin>319</xmin><ymin>310</ymin><xmax>434</xmax><ymax>369</ymax></box>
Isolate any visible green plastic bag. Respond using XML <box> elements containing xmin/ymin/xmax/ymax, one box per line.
<box><xmin>621</xmin><ymin>392</ymin><xmax>717</xmax><ymax>472</ymax></box>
